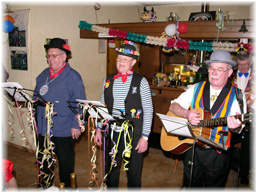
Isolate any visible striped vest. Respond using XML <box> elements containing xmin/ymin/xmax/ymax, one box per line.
<box><xmin>190</xmin><ymin>81</ymin><xmax>238</xmax><ymax>148</ymax></box>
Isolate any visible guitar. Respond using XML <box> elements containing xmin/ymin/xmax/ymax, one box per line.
<box><xmin>160</xmin><ymin>108</ymin><xmax>252</xmax><ymax>154</ymax></box>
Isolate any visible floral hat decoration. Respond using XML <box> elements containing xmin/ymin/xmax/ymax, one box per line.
<box><xmin>116</xmin><ymin>40</ymin><xmax>140</xmax><ymax>59</ymax></box>
<box><xmin>44</xmin><ymin>38</ymin><xmax>71</xmax><ymax>55</ymax></box>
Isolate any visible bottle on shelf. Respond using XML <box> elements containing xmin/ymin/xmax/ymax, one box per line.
<box><xmin>171</xmin><ymin>73</ymin><xmax>176</xmax><ymax>87</ymax></box>
<box><xmin>177</xmin><ymin>74</ymin><xmax>182</xmax><ymax>87</ymax></box>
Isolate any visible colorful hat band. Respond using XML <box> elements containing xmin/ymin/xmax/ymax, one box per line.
<box><xmin>116</xmin><ymin>48</ymin><xmax>140</xmax><ymax>56</ymax></box>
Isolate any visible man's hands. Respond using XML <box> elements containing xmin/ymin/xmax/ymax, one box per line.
<box><xmin>227</xmin><ymin>112</ymin><xmax>242</xmax><ymax>132</ymax></box>
<box><xmin>95</xmin><ymin>128</ymin><xmax>102</xmax><ymax>146</ymax></box>
<box><xmin>187</xmin><ymin>110</ymin><xmax>201</xmax><ymax>125</ymax></box>
<box><xmin>71</xmin><ymin>128</ymin><xmax>81</xmax><ymax>139</ymax></box>
<box><xmin>135</xmin><ymin>137</ymin><xmax>148</xmax><ymax>153</ymax></box>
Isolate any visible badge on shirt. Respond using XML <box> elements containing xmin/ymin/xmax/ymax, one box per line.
<box><xmin>104</xmin><ymin>80</ymin><xmax>110</xmax><ymax>88</ymax></box>
<box><xmin>132</xmin><ymin>86</ymin><xmax>137</xmax><ymax>94</ymax></box>
<box><xmin>39</xmin><ymin>85</ymin><xmax>48</xmax><ymax>96</ymax></box>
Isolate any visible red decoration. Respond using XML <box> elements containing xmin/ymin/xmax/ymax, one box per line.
<box><xmin>109</xmin><ymin>28</ymin><xmax>127</xmax><ymax>39</ymax></box>
<box><xmin>178</xmin><ymin>22</ymin><xmax>188</xmax><ymax>34</ymax></box>
<box><xmin>63</xmin><ymin>44</ymin><xmax>70</xmax><ymax>51</ymax></box>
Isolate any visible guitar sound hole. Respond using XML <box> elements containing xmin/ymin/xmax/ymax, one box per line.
<box><xmin>178</xmin><ymin>136</ymin><xmax>187</xmax><ymax>140</ymax></box>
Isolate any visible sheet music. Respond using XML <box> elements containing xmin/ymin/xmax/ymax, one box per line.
<box><xmin>76</xmin><ymin>99</ymin><xmax>114</xmax><ymax>120</ymax></box>
<box><xmin>76</xmin><ymin>99</ymin><xmax>105</xmax><ymax>107</ymax></box>
<box><xmin>156</xmin><ymin>113</ymin><xmax>192</xmax><ymax>137</ymax></box>
<box><xmin>2</xmin><ymin>82</ymin><xmax>31</xmax><ymax>102</ymax></box>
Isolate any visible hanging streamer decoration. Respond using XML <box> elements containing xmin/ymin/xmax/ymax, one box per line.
<box><xmin>79</xmin><ymin>21</ymin><xmax>188</xmax><ymax>51</ymax></box>
<box><xmin>79</xmin><ymin>20</ymin><xmax>254</xmax><ymax>53</ymax></box>
<box><xmin>7</xmin><ymin>104</ymin><xmax>15</xmax><ymax>140</ymax></box>
<box><xmin>76</xmin><ymin>102</ymin><xmax>87</xmax><ymax>132</ymax></box>
<box><xmin>37</xmin><ymin>102</ymin><xmax>57</xmax><ymax>188</ymax></box>
<box><xmin>87</xmin><ymin>115</ymin><xmax>100</xmax><ymax>190</ymax></box>
<box><xmin>103</xmin><ymin>120</ymin><xmax>133</xmax><ymax>185</ymax></box>
<box><xmin>27</xmin><ymin>99</ymin><xmax>41</xmax><ymax>184</ymax></box>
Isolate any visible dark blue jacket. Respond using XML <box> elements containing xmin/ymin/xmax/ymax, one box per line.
<box><xmin>34</xmin><ymin>64</ymin><xmax>86</xmax><ymax>137</ymax></box>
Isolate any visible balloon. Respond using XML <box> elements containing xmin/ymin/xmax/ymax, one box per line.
<box><xmin>94</xmin><ymin>3</ymin><xmax>101</xmax><ymax>10</ymax></box>
<box><xmin>3</xmin><ymin>15</ymin><xmax>14</xmax><ymax>24</ymax></box>
<box><xmin>2</xmin><ymin>20</ymin><xmax>14</xmax><ymax>33</ymax></box>
<box><xmin>165</xmin><ymin>24</ymin><xmax>177</xmax><ymax>36</ymax></box>
<box><xmin>178</xmin><ymin>22</ymin><xmax>188</xmax><ymax>34</ymax></box>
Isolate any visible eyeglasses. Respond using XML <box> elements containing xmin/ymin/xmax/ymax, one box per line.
<box><xmin>238</xmin><ymin>63</ymin><xmax>250</xmax><ymax>67</ymax></box>
<box><xmin>208</xmin><ymin>66</ymin><xmax>229</xmax><ymax>74</ymax></box>
<box><xmin>116</xmin><ymin>57</ymin><xmax>133</xmax><ymax>63</ymax></box>
<box><xmin>46</xmin><ymin>54</ymin><xmax>63</xmax><ymax>59</ymax></box>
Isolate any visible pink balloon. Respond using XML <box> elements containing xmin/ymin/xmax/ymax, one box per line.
<box><xmin>178</xmin><ymin>22</ymin><xmax>188</xmax><ymax>34</ymax></box>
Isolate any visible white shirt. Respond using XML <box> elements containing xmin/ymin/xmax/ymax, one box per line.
<box><xmin>237</xmin><ymin>68</ymin><xmax>251</xmax><ymax>92</ymax></box>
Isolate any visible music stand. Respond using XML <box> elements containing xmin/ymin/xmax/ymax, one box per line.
<box><xmin>2</xmin><ymin>82</ymin><xmax>47</xmax><ymax>106</ymax></box>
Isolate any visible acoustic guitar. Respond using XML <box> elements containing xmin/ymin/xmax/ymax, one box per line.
<box><xmin>160</xmin><ymin>108</ymin><xmax>252</xmax><ymax>154</ymax></box>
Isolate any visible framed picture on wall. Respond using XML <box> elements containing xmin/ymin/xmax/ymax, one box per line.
<box><xmin>189</xmin><ymin>11</ymin><xmax>216</xmax><ymax>21</ymax></box>
<box><xmin>11</xmin><ymin>51</ymin><xmax>28</xmax><ymax>70</ymax></box>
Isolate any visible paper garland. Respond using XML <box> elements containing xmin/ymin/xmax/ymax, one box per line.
<box><xmin>79</xmin><ymin>21</ymin><xmax>254</xmax><ymax>53</ymax></box>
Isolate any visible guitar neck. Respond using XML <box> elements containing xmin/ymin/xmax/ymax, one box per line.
<box><xmin>199</xmin><ymin>114</ymin><xmax>242</xmax><ymax>128</ymax></box>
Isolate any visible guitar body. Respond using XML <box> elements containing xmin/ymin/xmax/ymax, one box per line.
<box><xmin>160</xmin><ymin>126</ymin><xmax>194</xmax><ymax>154</ymax></box>
<box><xmin>160</xmin><ymin>108</ymin><xmax>212</xmax><ymax>154</ymax></box>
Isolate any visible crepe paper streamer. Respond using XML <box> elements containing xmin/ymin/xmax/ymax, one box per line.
<box><xmin>121</xmin><ymin>121</ymin><xmax>133</xmax><ymax>171</ymax></box>
<box><xmin>212</xmin><ymin>41</ymin><xmax>238</xmax><ymax>52</ymax></box>
<box><xmin>7</xmin><ymin>104</ymin><xmax>15</xmax><ymax>139</ymax></box>
<box><xmin>76</xmin><ymin>103</ymin><xmax>87</xmax><ymax>133</ymax></box>
<box><xmin>27</xmin><ymin>100</ymin><xmax>39</xmax><ymax>156</ymax></box>
<box><xmin>126</xmin><ymin>32</ymin><xmax>147</xmax><ymax>43</ymax></box>
<box><xmin>37</xmin><ymin>102</ymin><xmax>57</xmax><ymax>188</ymax></box>
<box><xmin>87</xmin><ymin>115</ymin><xmax>100</xmax><ymax>190</ymax></box>
<box><xmin>109</xmin><ymin>28</ymin><xmax>127</xmax><ymax>39</ymax></box>
<box><xmin>79</xmin><ymin>21</ymin><xmax>93</xmax><ymax>30</ymax></box>
<box><xmin>189</xmin><ymin>41</ymin><xmax>213</xmax><ymax>52</ymax></box>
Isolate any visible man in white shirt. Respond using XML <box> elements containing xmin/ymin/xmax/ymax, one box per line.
<box><xmin>231</xmin><ymin>51</ymin><xmax>254</xmax><ymax>185</ymax></box>
<box><xmin>169</xmin><ymin>50</ymin><xmax>246</xmax><ymax>188</ymax></box>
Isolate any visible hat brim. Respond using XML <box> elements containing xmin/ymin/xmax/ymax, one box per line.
<box><xmin>44</xmin><ymin>44</ymin><xmax>71</xmax><ymax>55</ymax></box>
<box><xmin>116</xmin><ymin>52</ymin><xmax>138</xmax><ymax>59</ymax></box>
<box><xmin>204</xmin><ymin>60</ymin><xmax>237</xmax><ymax>67</ymax></box>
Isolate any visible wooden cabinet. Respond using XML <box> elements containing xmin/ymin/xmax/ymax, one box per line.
<box><xmin>151</xmin><ymin>86</ymin><xmax>185</xmax><ymax>133</ymax></box>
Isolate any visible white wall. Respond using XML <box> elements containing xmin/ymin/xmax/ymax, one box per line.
<box><xmin>2</xmin><ymin>2</ymin><xmax>253</xmax><ymax>148</ymax></box>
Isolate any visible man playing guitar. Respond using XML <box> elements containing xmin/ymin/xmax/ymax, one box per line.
<box><xmin>169</xmin><ymin>50</ymin><xmax>247</xmax><ymax>188</ymax></box>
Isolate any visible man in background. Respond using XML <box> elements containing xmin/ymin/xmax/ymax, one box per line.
<box><xmin>231</xmin><ymin>51</ymin><xmax>255</xmax><ymax>185</ymax></box>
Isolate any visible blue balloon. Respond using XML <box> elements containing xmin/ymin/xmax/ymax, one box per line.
<box><xmin>2</xmin><ymin>20</ymin><xmax>14</xmax><ymax>33</ymax></box>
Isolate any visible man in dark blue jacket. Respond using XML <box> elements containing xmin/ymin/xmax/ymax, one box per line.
<box><xmin>33</xmin><ymin>38</ymin><xmax>86</xmax><ymax>188</ymax></box>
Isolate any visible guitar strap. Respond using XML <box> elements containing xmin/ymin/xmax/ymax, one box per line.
<box><xmin>234</xmin><ymin>86</ymin><xmax>244</xmax><ymax>114</ymax></box>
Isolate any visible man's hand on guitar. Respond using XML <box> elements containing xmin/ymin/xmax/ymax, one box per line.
<box><xmin>187</xmin><ymin>110</ymin><xmax>201</xmax><ymax>125</ymax></box>
<box><xmin>227</xmin><ymin>112</ymin><xmax>242</xmax><ymax>132</ymax></box>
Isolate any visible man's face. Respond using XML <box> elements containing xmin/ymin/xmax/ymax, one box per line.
<box><xmin>116</xmin><ymin>55</ymin><xmax>136</xmax><ymax>74</ymax></box>
<box><xmin>208</xmin><ymin>63</ymin><xmax>233</xmax><ymax>90</ymax></box>
<box><xmin>237</xmin><ymin>58</ymin><xmax>251</xmax><ymax>74</ymax></box>
<box><xmin>47</xmin><ymin>48</ymin><xmax>66</xmax><ymax>71</ymax></box>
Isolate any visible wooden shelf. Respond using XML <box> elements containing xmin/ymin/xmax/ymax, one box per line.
<box><xmin>80</xmin><ymin>20</ymin><xmax>254</xmax><ymax>40</ymax></box>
